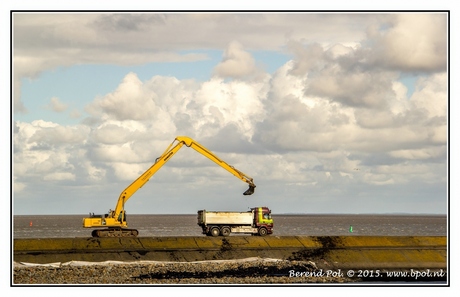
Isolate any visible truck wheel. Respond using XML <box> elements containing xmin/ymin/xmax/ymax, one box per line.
<box><xmin>221</xmin><ymin>226</ymin><xmax>231</xmax><ymax>237</ymax></box>
<box><xmin>258</xmin><ymin>227</ymin><xmax>268</xmax><ymax>236</ymax></box>
<box><xmin>210</xmin><ymin>226</ymin><xmax>220</xmax><ymax>237</ymax></box>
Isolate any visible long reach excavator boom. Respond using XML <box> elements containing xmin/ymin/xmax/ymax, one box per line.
<box><xmin>82</xmin><ymin>136</ymin><xmax>256</xmax><ymax>237</ymax></box>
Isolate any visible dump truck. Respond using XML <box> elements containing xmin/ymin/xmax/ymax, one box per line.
<box><xmin>197</xmin><ymin>207</ymin><xmax>273</xmax><ymax>236</ymax></box>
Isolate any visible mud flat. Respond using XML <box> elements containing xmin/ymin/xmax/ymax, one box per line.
<box><xmin>13</xmin><ymin>236</ymin><xmax>447</xmax><ymax>284</ymax></box>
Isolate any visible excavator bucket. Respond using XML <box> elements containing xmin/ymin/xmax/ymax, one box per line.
<box><xmin>243</xmin><ymin>185</ymin><xmax>255</xmax><ymax>195</ymax></box>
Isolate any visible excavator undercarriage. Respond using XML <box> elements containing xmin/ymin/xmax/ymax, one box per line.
<box><xmin>91</xmin><ymin>228</ymin><xmax>139</xmax><ymax>238</ymax></box>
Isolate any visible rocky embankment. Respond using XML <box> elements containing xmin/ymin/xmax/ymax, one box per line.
<box><xmin>13</xmin><ymin>258</ymin><xmax>356</xmax><ymax>284</ymax></box>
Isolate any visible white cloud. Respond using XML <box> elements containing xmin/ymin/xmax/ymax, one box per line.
<box><xmin>287</xmin><ymin>41</ymin><xmax>326</xmax><ymax>76</ymax></box>
<box><xmin>43</xmin><ymin>172</ymin><xmax>76</xmax><ymax>181</ymax></box>
<box><xmin>69</xmin><ymin>109</ymin><xmax>82</xmax><ymax>119</ymax></box>
<box><xmin>87</xmin><ymin>72</ymin><xmax>156</xmax><ymax>121</ymax></box>
<box><xmin>12</xmin><ymin>13</ymin><xmax>381</xmax><ymax>114</ymax></box>
<box><xmin>410</xmin><ymin>73</ymin><xmax>447</xmax><ymax>119</ymax></box>
<box><xmin>29</xmin><ymin>124</ymin><xmax>89</xmax><ymax>145</ymax></box>
<box><xmin>111</xmin><ymin>162</ymin><xmax>151</xmax><ymax>181</ymax></box>
<box><xmin>14</xmin><ymin>181</ymin><xmax>26</xmax><ymax>193</ymax></box>
<box><xmin>365</xmin><ymin>14</ymin><xmax>447</xmax><ymax>72</ymax></box>
<box><xmin>48</xmin><ymin>97</ymin><xmax>67</xmax><ymax>112</ymax></box>
<box><xmin>389</xmin><ymin>147</ymin><xmax>446</xmax><ymax>160</ymax></box>
<box><xmin>82</xmin><ymin>161</ymin><xmax>106</xmax><ymax>181</ymax></box>
<box><xmin>193</xmin><ymin>77</ymin><xmax>269</xmax><ymax>139</ymax></box>
<box><xmin>90</xmin><ymin>121</ymin><xmax>146</xmax><ymax>145</ymax></box>
<box><xmin>213</xmin><ymin>41</ymin><xmax>259</xmax><ymax>79</ymax></box>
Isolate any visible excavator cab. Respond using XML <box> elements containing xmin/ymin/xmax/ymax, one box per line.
<box><xmin>117</xmin><ymin>210</ymin><xmax>127</xmax><ymax>223</ymax></box>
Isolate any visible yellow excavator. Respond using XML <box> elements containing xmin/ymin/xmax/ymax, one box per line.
<box><xmin>82</xmin><ymin>136</ymin><xmax>256</xmax><ymax>237</ymax></box>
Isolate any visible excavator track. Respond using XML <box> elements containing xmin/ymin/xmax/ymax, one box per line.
<box><xmin>91</xmin><ymin>228</ymin><xmax>139</xmax><ymax>238</ymax></box>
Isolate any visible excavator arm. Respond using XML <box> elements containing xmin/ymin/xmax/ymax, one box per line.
<box><xmin>176</xmin><ymin>136</ymin><xmax>256</xmax><ymax>195</ymax></box>
<box><xmin>112</xmin><ymin>136</ymin><xmax>255</xmax><ymax>216</ymax></box>
<box><xmin>83</xmin><ymin>136</ymin><xmax>255</xmax><ymax>237</ymax></box>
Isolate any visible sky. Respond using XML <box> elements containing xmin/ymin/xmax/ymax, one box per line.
<box><xmin>9</xmin><ymin>10</ymin><xmax>451</xmax><ymax>216</ymax></box>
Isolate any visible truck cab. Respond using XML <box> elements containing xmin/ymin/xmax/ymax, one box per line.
<box><xmin>253</xmin><ymin>207</ymin><xmax>274</xmax><ymax>236</ymax></box>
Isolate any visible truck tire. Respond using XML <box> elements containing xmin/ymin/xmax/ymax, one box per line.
<box><xmin>221</xmin><ymin>226</ymin><xmax>231</xmax><ymax>237</ymax></box>
<box><xmin>258</xmin><ymin>227</ymin><xmax>268</xmax><ymax>236</ymax></box>
<box><xmin>210</xmin><ymin>226</ymin><xmax>220</xmax><ymax>237</ymax></box>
